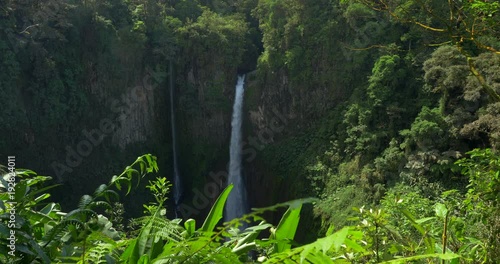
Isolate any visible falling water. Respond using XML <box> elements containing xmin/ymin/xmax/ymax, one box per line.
<box><xmin>169</xmin><ymin>61</ymin><xmax>182</xmax><ymax>211</ymax></box>
<box><xmin>225</xmin><ymin>75</ymin><xmax>248</xmax><ymax>223</ymax></box>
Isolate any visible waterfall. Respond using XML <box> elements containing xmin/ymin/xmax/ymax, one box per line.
<box><xmin>225</xmin><ymin>75</ymin><xmax>248</xmax><ymax>223</ymax></box>
<box><xmin>169</xmin><ymin>61</ymin><xmax>182</xmax><ymax>211</ymax></box>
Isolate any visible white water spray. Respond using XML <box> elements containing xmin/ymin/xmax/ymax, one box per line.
<box><xmin>225</xmin><ymin>75</ymin><xmax>248</xmax><ymax>222</ymax></box>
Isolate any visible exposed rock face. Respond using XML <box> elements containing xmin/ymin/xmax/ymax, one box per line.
<box><xmin>111</xmin><ymin>76</ymin><xmax>156</xmax><ymax>150</ymax></box>
<box><xmin>179</xmin><ymin>64</ymin><xmax>236</xmax><ymax>148</ymax></box>
<box><xmin>188</xmin><ymin>111</ymin><xmax>228</xmax><ymax>146</ymax></box>
<box><xmin>241</xmin><ymin>50</ymin><xmax>356</xmax><ymax>213</ymax></box>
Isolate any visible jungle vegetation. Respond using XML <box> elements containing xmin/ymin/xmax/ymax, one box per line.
<box><xmin>1</xmin><ymin>0</ymin><xmax>500</xmax><ymax>263</ymax></box>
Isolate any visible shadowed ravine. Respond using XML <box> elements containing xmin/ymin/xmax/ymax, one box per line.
<box><xmin>170</xmin><ymin>61</ymin><xmax>182</xmax><ymax>214</ymax></box>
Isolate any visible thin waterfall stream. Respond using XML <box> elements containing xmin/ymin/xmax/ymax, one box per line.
<box><xmin>225</xmin><ymin>75</ymin><xmax>248</xmax><ymax>223</ymax></box>
<box><xmin>169</xmin><ymin>61</ymin><xmax>182</xmax><ymax>215</ymax></box>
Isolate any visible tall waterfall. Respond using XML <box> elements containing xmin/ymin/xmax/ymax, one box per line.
<box><xmin>225</xmin><ymin>75</ymin><xmax>248</xmax><ymax>223</ymax></box>
<box><xmin>169</xmin><ymin>61</ymin><xmax>182</xmax><ymax>210</ymax></box>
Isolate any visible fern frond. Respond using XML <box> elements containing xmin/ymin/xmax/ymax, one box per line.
<box><xmin>66</xmin><ymin>208</ymin><xmax>98</xmax><ymax>221</ymax></box>
<box><xmin>81</xmin><ymin>241</ymin><xmax>116</xmax><ymax>264</ymax></box>
<box><xmin>135</xmin><ymin>215</ymin><xmax>183</xmax><ymax>242</ymax></box>
<box><xmin>41</xmin><ymin>219</ymin><xmax>85</xmax><ymax>248</ymax></box>
<box><xmin>91</xmin><ymin>201</ymin><xmax>112</xmax><ymax>210</ymax></box>
<box><xmin>86</xmin><ymin>230</ymin><xmax>118</xmax><ymax>246</ymax></box>
<box><xmin>265</xmin><ymin>227</ymin><xmax>367</xmax><ymax>263</ymax></box>
<box><xmin>79</xmin><ymin>195</ymin><xmax>94</xmax><ymax>209</ymax></box>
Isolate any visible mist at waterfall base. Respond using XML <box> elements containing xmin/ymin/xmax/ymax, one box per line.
<box><xmin>225</xmin><ymin>75</ymin><xmax>248</xmax><ymax>224</ymax></box>
<box><xmin>169</xmin><ymin>61</ymin><xmax>182</xmax><ymax>212</ymax></box>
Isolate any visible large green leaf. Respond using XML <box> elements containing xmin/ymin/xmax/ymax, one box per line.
<box><xmin>265</xmin><ymin>227</ymin><xmax>362</xmax><ymax>263</ymax></box>
<box><xmin>120</xmin><ymin>238</ymin><xmax>137</xmax><ymax>262</ymax></box>
<box><xmin>136</xmin><ymin>221</ymin><xmax>153</xmax><ymax>261</ymax></box>
<box><xmin>184</xmin><ymin>219</ymin><xmax>196</xmax><ymax>237</ymax></box>
<box><xmin>435</xmin><ymin>203</ymin><xmax>448</xmax><ymax>219</ymax></box>
<box><xmin>232</xmin><ymin>222</ymin><xmax>272</xmax><ymax>255</ymax></box>
<box><xmin>300</xmin><ymin>226</ymin><xmax>351</xmax><ymax>263</ymax></box>
<box><xmin>120</xmin><ymin>220</ymin><xmax>153</xmax><ymax>264</ymax></box>
<box><xmin>138</xmin><ymin>254</ymin><xmax>151</xmax><ymax>264</ymax></box>
<box><xmin>273</xmin><ymin>204</ymin><xmax>302</xmax><ymax>253</ymax></box>
<box><xmin>200</xmin><ymin>184</ymin><xmax>233</xmax><ymax>233</ymax></box>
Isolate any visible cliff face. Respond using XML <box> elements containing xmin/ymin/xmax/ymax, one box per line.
<box><xmin>3</xmin><ymin>0</ymin><xmax>366</xmax><ymax>222</ymax></box>
<box><xmin>240</xmin><ymin>0</ymin><xmax>379</xmax><ymax>211</ymax></box>
<box><xmin>109</xmin><ymin>74</ymin><xmax>158</xmax><ymax>150</ymax></box>
<box><xmin>0</xmin><ymin>0</ymin><xmax>258</xmax><ymax>219</ymax></box>
<box><xmin>241</xmin><ymin>55</ymin><xmax>354</xmax><ymax>208</ymax></box>
<box><xmin>174</xmin><ymin>57</ymin><xmax>240</xmax><ymax>211</ymax></box>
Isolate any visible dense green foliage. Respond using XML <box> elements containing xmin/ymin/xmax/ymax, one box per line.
<box><xmin>251</xmin><ymin>0</ymin><xmax>498</xmax><ymax>215</ymax></box>
<box><xmin>1</xmin><ymin>0</ymin><xmax>500</xmax><ymax>262</ymax></box>
<box><xmin>0</xmin><ymin>0</ymin><xmax>256</xmax><ymax>214</ymax></box>
<box><xmin>2</xmin><ymin>150</ymin><xmax>499</xmax><ymax>263</ymax></box>
<box><xmin>248</xmin><ymin>0</ymin><xmax>500</xmax><ymax>261</ymax></box>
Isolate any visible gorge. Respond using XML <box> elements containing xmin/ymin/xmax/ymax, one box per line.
<box><xmin>1</xmin><ymin>0</ymin><xmax>500</xmax><ymax>262</ymax></box>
